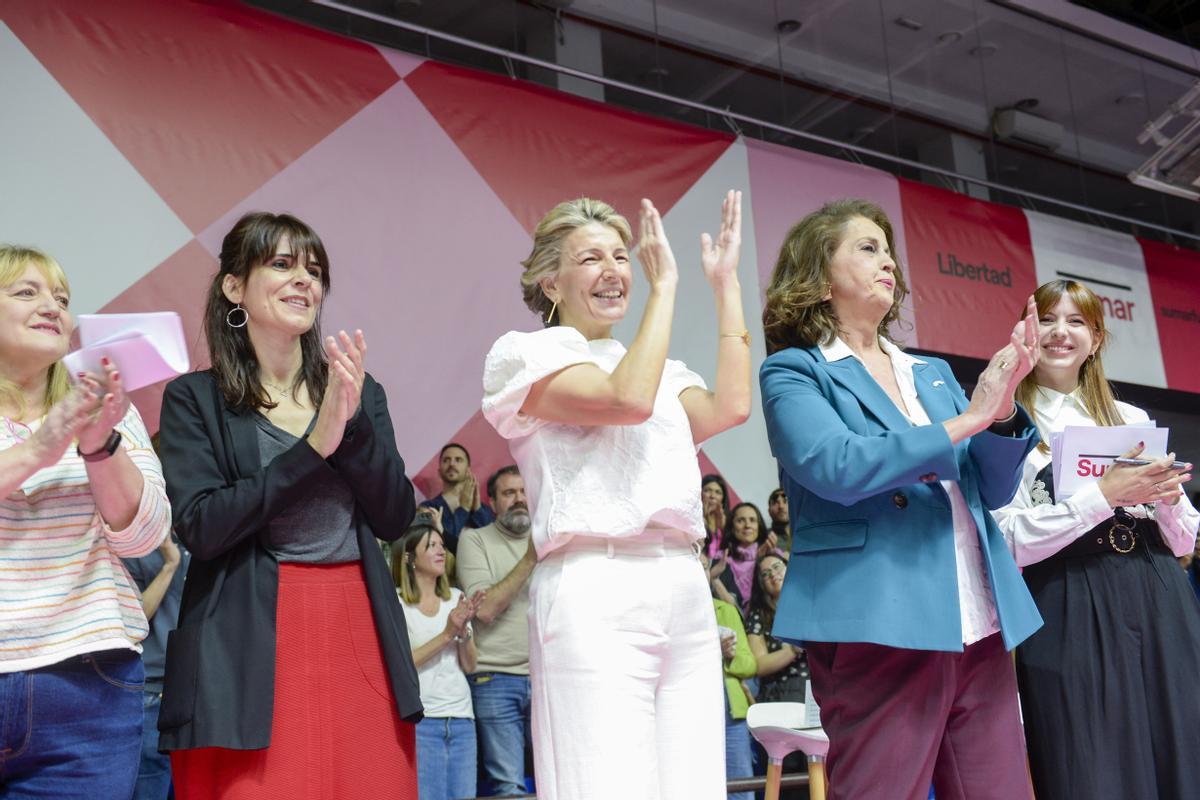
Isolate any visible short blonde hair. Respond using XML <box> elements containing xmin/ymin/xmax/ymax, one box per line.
<box><xmin>762</xmin><ymin>199</ymin><xmax>908</xmax><ymax>354</ymax></box>
<box><xmin>520</xmin><ymin>198</ymin><xmax>632</xmax><ymax>325</ymax></box>
<box><xmin>0</xmin><ymin>245</ymin><xmax>72</xmax><ymax>417</ymax></box>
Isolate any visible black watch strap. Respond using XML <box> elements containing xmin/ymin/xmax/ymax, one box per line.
<box><xmin>78</xmin><ymin>429</ymin><xmax>123</xmax><ymax>462</ymax></box>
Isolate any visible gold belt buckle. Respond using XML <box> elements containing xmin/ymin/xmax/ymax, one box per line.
<box><xmin>1109</xmin><ymin>510</ymin><xmax>1137</xmax><ymax>554</ymax></box>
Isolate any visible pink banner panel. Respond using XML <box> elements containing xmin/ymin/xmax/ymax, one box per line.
<box><xmin>0</xmin><ymin>0</ymin><xmax>400</xmax><ymax>234</ymax></box>
<box><xmin>899</xmin><ymin>179</ymin><xmax>1039</xmax><ymax>360</ymax></box>
<box><xmin>1141</xmin><ymin>237</ymin><xmax>1200</xmax><ymax>394</ymax></box>
<box><xmin>404</xmin><ymin>62</ymin><xmax>734</xmax><ymax>232</ymax></box>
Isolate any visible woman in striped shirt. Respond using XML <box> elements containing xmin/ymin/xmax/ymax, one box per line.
<box><xmin>0</xmin><ymin>245</ymin><xmax>170</xmax><ymax>798</ymax></box>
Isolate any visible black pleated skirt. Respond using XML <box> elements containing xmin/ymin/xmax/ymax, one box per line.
<box><xmin>1016</xmin><ymin>537</ymin><xmax>1200</xmax><ymax>800</ymax></box>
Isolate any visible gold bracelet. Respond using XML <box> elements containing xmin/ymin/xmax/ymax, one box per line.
<box><xmin>720</xmin><ymin>330</ymin><xmax>751</xmax><ymax>346</ymax></box>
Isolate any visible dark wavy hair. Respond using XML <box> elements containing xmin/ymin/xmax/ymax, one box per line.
<box><xmin>748</xmin><ymin>552</ymin><xmax>788</xmax><ymax>632</ymax></box>
<box><xmin>204</xmin><ymin>212</ymin><xmax>331</xmax><ymax>411</ymax></box>
<box><xmin>762</xmin><ymin>198</ymin><xmax>908</xmax><ymax>354</ymax></box>
<box><xmin>721</xmin><ymin>502</ymin><xmax>770</xmax><ymax>561</ymax></box>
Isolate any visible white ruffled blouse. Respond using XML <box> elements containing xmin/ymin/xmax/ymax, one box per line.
<box><xmin>482</xmin><ymin>327</ymin><xmax>707</xmax><ymax>557</ymax></box>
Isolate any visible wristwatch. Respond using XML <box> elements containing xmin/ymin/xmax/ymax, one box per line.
<box><xmin>78</xmin><ymin>430</ymin><xmax>123</xmax><ymax>462</ymax></box>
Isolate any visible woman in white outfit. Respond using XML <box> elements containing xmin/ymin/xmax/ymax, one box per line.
<box><xmin>482</xmin><ymin>192</ymin><xmax>751</xmax><ymax>800</ymax></box>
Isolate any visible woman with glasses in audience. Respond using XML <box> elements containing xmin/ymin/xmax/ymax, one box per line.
<box><xmin>994</xmin><ymin>279</ymin><xmax>1200</xmax><ymax>800</ymax></box>
<box><xmin>745</xmin><ymin>554</ymin><xmax>805</xmax><ymax>703</ymax></box>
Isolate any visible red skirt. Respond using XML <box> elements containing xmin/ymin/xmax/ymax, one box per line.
<box><xmin>172</xmin><ymin>562</ymin><xmax>417</xmax><ymax>800</ymax></box>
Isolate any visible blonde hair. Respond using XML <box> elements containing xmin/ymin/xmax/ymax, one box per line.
<box><xmin>1016</xmin><ymin>280</ymin><xmax>1124</xmax><ymax>453</ymax></box>
<box><xmin>394</xmin><ymin>525</ymin><xmax>451</xmax><ymax>605</ymax></box>
<box><xmin>520</xmin><ymin>198</ymin><xmax>632</xmax><ymax>325</ymax></box>
<box><xmin>0</xmin><ymin>246</ymin><xmax>72</xmax><ymax>418</ymax></box>
<box><xmin>762</xmin><ymin>199</ymin><xmax>908</xmax><ymax>354</ymax></box>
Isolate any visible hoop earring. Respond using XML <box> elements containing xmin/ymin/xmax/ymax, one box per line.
<box><xmin>226</xmin><ymin>304</ymin><xmax>248</xmax><ymax>328</ymax></box>
<box><xmin>545</xmin><ymin>300</ymin><xmax>557</xmax><ymax>325</ymax></box>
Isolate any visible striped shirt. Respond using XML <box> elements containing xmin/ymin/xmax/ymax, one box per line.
<box><xmin>0</xmin><ymin>405</ymin><xmax>170</xmax><ymax>672</ymax></box>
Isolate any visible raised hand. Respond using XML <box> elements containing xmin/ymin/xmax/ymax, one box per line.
<box><xmin>77</xmin><ymin>356</ymin><xmax>132</xmax><ymax>455</ymax></box>
<box><xmin>30</xmin><ymin>380</ymin><xmax>100</xmax><ymax>467</ymax></box>
<box><xmin>637</xmin><ymin>198</ymin><xmax>679</xmax><ymax>292</ymax></box>
<box><xmin>424</xmin><ymin>504</ymin><xmax>444</xmax><ymax>534</ymax></box>
<box><xmin>757</xmin><ymin>530</ymin><xmax>779</xmax><ymax>560</ymax></box>
<box><xmin>307</xmin><ymin>329</ymin><xmax>367</xmax><ymax>458</ymax></box>
<box><xmin>458</xmin><ymin>472</ymin><xmax>481</xmax><ymax>511</ymax></box>
<box><xmin>1098</xmin><ymin>442</ymin><xmax>1192</xmax><ymax>508</ymax></box>
<box><xmin>700</xmin><ymin>190</ymin><xmax>742</xmax><ymax>289</ymax></box>
<box><xmin>968</xmin><ymin>296</ymin><xmax>1040</xmax><ymax>423</ymax></box>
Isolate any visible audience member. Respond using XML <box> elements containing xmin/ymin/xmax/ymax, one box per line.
<box><xmin>702</xmin><ymin>474</ymin><xmax>731</xmax><ymax>558</ymax></box>
<box><xmin>716</xmin><ymin>502</ymin><xmax>779</xmax><ymax>612</ymax></box>
<box><xmin>746</xmin><ymin>554</ymin><xmax>808</xmax><ymax>703</ymax></box>
<box><xmin>421</xmin><ymin>443</ymin><xmax>496</xmax><ymax>553</ymax></box>
<box><xmin>456</xmin><ymin>466</ymin><xmax>537</xmax><ymax>796</ymax></box>
<box><xmin>701</xmin><ymin>553</ymin><xmax>756</xmax><ymax>800</ymax></box>
<box><xmin>398</xmin><ymin>524</ymin><xmax>485</xmax><ymax>800</ymax></box>
<box><xmin>767</xmin><ymin>488</ymin><xmax>791</xmax><ymax>555</ymax></box>
<box><xmin>0</xmin><ymin>244</ymin><xmax>170</xmax><ymax>797</ymax></box>
<box><xmin>124</xmin><ymin>531</ymin><xmax>189</xmax><ymax>800</ymax></box>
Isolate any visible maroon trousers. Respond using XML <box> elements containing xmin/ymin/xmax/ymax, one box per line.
<box><xmin>805</xmin><ymin>633</ymin><xmax>1032</xmax><ymax>800</ymax></box>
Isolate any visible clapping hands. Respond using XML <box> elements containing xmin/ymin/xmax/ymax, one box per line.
<box><xmin>969</xmin><ymin>296</ymin><xmax>1040</xmax><ymax>424</ymax></box>
<box><xmin>446</xmin><ymin>589</ymin><xmax>486</xmax><ymax>642</ymax></box>
<box><xmin>308</xmin><ymin>330</ymin><xmax>367</xmax><ymax>458</ymax></box>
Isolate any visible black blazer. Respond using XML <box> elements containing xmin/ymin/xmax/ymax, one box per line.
<box><xmin>156</xmin><ymin>370</ymin><xmax>421</xmax><ymax>751</ymax></box>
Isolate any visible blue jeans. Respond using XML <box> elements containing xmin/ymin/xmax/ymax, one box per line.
<box><xmin>468</xmin><ymin>672</ymin><xmax>531</xmax><ymax>796</ymax></box>
<box><xmin>723</xmin><ymin>687</ymin><xmax>753</xmax><ymax>800</ymax></box>
<box><xmin>133</xmin><ymin>690</ymin><xmax>173</xmax><ymax>800</ymax></box>
<box><xmin>0</xmin><ymin>649</ymin><xmax>143</xmax><ymax>799</ymax></box>
<box><xmin>415</xmin><ymin>717</ymin><xmax>477</xmax><ymax>800</ymax></box>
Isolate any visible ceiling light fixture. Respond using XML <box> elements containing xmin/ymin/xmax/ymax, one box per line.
<box><xmin>1129</xmin><ymin>79</ymin><xmax>1200</xmax><ymax>201</ymax></box>
<box><xmin>969</xmin><ymin>43</ymin><xmax>998</xmax><ymax>57</ymax></box>
<box><xmin>776</xmin><ymin>19</ymin><xmax>802</xmax><ymax>35</ymax></box>
<box><xmin>937</xmin><ymin>31</ymin><xmax>963</xmax><ymax>44</ymax></box>
<box><xmin>894</xmin><ymin>17</ymin><xmax>923</xmax><ymax>32</ymax></box>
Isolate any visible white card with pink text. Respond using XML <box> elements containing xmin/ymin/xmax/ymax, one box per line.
<box><xmin>1051</xmin><ymin>422</ymin><xmax>1167</xmax><ymax>500</ymax></box>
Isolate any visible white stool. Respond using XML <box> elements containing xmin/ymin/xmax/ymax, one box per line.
<box><xmin>746</xmin><ymin>701</ymin><xmax>829</xmax><ymax>800</ymax></box>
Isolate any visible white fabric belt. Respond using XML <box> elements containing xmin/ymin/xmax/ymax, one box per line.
<box><xmin>549</xmin><ymin>529</ymin><xmax>700</xmax><ymax>558</ymax></box>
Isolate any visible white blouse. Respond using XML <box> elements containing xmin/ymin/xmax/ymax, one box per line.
<box><xmin>403</xmin><ymin>588</ymin><xmax>474</xmax><ymax>719</ymax></box>
<box><xmin>482</xmin><ymin>327</ymin><xmax>707</xmax><ymax>557</ymax></box>
<box><xmin>993</xmin><ymin>386</ymin><xmax>1199</xmax><ymax>566</ymax></box>
<box><xmin>821</xmin><ymin>337</ymin><xmax>998</xmax><ymax>645</ymax></box>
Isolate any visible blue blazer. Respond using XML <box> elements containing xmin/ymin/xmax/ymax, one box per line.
<box><xmin>759</xmin><ymin>346</ymin><xmax>1043</xmax><ymax>652</ymax></box>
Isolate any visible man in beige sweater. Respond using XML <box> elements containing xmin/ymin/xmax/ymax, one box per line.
<box><xmin>456</xmin><ymin>466</ymin><xmax>535</xmax><ymax>796</ymax></box>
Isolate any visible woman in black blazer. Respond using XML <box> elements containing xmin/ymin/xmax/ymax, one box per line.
<box><xmin>157</xmin><ymin>212</ymin><xmax>420</xmax><ymax>800</ymax></box>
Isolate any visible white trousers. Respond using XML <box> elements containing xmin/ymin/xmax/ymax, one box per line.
<box><xmin>528</xmin><ymin>532</ymin><xmax>725</xmax><ymax>800</ymax></box>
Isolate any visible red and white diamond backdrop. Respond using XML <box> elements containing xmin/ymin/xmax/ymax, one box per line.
<box><xmin>2</xmin><ymin>0</ymin><xmax>1197</xmax><ymax>507</ymax></box>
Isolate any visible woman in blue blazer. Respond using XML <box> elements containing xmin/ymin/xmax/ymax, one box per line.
<box><xmin>759</xmin><ymin>199</ymin><xmax>1043</xmax><ymax>800</ymax></box>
